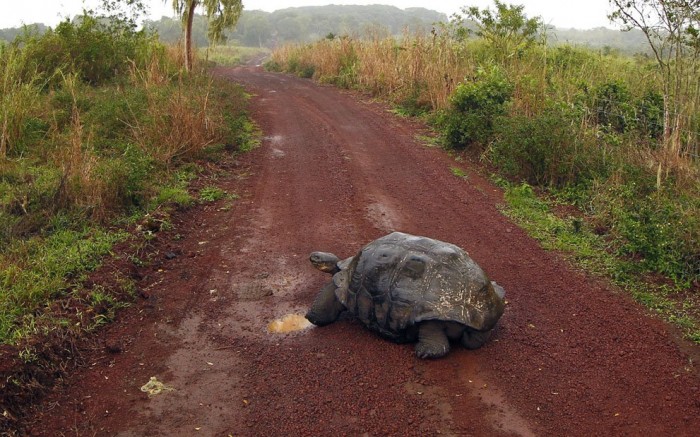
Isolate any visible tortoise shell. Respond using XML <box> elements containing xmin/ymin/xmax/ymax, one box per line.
<box><xmin>332</xmin><ymin>232</ymin><xmax>505</xmax><ymax>341</ymax></box>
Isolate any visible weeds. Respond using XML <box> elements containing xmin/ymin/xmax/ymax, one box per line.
<box><xmin>0</xmin><ymin>12</ymin><xmax>251</xmax><ymax>346</ymax></box>
<box><xmin>499</xmin><ymin>180</ymin><xmax>700</xmax><ymax>342</ymax></box>
<box><xmin>199</xmin><ymin>186</ymin><xmax>226</xmax><ymax>202</ymax></box>
<box><xmin>450</xmin><ymin>167</ymin><xmax>468</xmax><ymax>179</ymax></box>
<box><xmin>0</xmin><ymin>228</ymin><xmax>127</xmax><ymax>342</ymax></box>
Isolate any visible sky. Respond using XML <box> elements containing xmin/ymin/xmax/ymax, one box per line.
<box><xmin>0</xmin><ymin>0</ymin><xmax>618</xmax><ymax>30</ymax></box>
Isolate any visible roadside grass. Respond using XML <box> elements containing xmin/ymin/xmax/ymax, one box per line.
<box><xmin>497</xmin><ymin>179</ymin><xmax>700</xmax><ymax>343</ymax></box>
<box><xmin>202</xmin><ymin>45</ymin><xmax>270</xmax><ymax>67</ymax></box>
<box><xmin>0</xmin><ymin>16</ymin><xmax>258</xmax><ymax>348</ymax></box>
<box><xmin>0</xmin><ymin>228</ymin><xmax>128</xmax><ymax>343</ymax></box>
<box><xmin>199</xmin><ymin>186</ymin><xmax>227</xmax><ymax>202</ymax></box>
<box><xmin>450</xmin><ymin>167</ymin><xmax>469</xmax><ymax>179</ymax></box>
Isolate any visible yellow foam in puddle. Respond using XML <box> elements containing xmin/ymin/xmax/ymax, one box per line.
<box><xmin>267</xmin><ymin>314</ymin><xmax>313</xmax><ymax>333</ymax></box>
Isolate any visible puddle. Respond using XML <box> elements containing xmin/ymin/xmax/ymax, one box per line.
<box><xmin>264</xmin><ymin>134</ymin><xmax>284</xmax><ymax>144</ymax></box>
<box><xmin>271</xmin><ymin>148</ymin><xmax>286</xmax><ymax>157</ymax></box>
<box><xmin>267</xmin><ymin>314</ymin><xmax>313</xmax><ymax>333</ymax></box>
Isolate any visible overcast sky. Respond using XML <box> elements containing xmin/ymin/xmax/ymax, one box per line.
<box><xmin>1</xmin><ymin>0</ymin><xmax>618</xmax><ymax>30</ymax></box>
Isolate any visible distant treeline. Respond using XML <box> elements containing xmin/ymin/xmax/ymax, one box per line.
<box><xmin>0</xmin><ymin>23</ymin><xmax>48</xmax><ymax>42</ymax></box>
<box><xmin>551</xmin><ymin>27</ymin><xmax>650</xmax><ymax>55</ymax></box>
<box><xmin>145</xmin><ymin>5</ymin><xmax>447</xmax><ymax>47</ymax></box>
<box><xmin>1</xmin><ymin>5</ymin><xmax>650</xmax><ymax>55</ymax></box>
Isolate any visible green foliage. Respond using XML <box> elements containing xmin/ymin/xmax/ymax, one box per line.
<box><xmin>609</xmin><ymin>0</ymin><xmax>700</xmax><ymax>156</ymax></box>
<box><xmin>395</xmin><ymin>86</ymin><xmax>431</xmax><ymax>117</ymax></box>
<box><xmin>287</xmin><ymin>56</ymin><xmax>316</xmax><ymax>79</ymax></box>
<box><xmin>592</xmin><ymin>81</ymin><xmax>634</xmax><ymax>134</ymax></box>
<box><xmin>635</xmin><ymin>89</ymin><xmax>664</xmax><ymax>140</ymax></box>
<box><xmin>0</xmin><ymin>8</ymin><xmax>253</xmax><ymax>345</ymax></box>
<box><xmin>499</xmin><ymin>179</ymin><xmax>699</xmax><ymax>341</ymax></box>
<box><xmin>264</xmin><ymin>59</ymin><xmax>283</xmax><ymax>72</ymax></box>
<box><xmin>0</xmin><ymin>164</ymin><xmax>62</xmax><ymax>241</ymax></box>
<box><xmin>0</xmin><ymin>228</ymin><xmax>126</xmax><ymax>342</ymax></box>
<box><xmin>489</xmin><ymin>102</ymin><xmax>609</xmax><ymax>187</ymax></box>
<box><xmin>15</xmin><ymin>14</ymin><xmax>155</xmax><ymax>86</ymax></box>
<box><xmin>0</xmin><ymin>43</ymin><xmax>46</xmax><ymax>158</ymax></box>
<box><xmin>336</xmin><ymin>44</ymin><xmax>359</xmax><ymax>88</ymax></box>
<box><xmin>592</xmin><ymin>171</ymin><xmax>700</xmax><ymax>286</ymax></box>
<box><xmin>438</xmin><ymin>65</ymin><xmax>513</xmax><ymax>149</ymax></box>
<box><xmin>452</xmin><ymin>0</ymin><xmax>543</xmax><ymax>58</ymax></box>
<box><xmin>199</xmin><ymin>186</ymin><xmax>226</xmax><ymax>202</ymax></box>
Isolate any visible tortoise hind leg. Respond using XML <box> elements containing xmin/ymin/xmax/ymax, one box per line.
<box><xmin>305</xmin><ymin>282</ymin><xmax>345</xmax><ymax>326</ymax></box>
<box><xmin>461</xmin><ymin>328</ymin><xmax>493</xmax><ymax>350</ymax></box>
<box><xmin>415</xmin><ymin>321</ymin><xmax>450</xmax><ymax>359</ymax></box>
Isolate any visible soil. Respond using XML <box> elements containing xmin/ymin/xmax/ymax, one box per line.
<box><xmin>18</xmin><ymin>66</ymin><xmax>700</xmax><ymax>436</ymax></box>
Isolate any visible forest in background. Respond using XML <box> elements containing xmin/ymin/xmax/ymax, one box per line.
<box><xmin>2</xmin><ymin>5</ymin><xmax>651</xmax><ymax>55</ymax></box>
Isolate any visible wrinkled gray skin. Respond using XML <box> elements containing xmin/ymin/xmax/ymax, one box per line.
<box><xmin>306</xmin><ymin>232</ymin><xmax>506</xmax><ymax>359</ymax></box>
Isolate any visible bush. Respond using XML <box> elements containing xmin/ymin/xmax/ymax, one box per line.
<box><xmin>286</xmin><ymin>55</ymin><xmax>315</xmax><ymax>79</ymax></box>
<box><xmin>438</xmin><ymin>65</ymin><xmax>513</xmax><ymax>149</ymax></box>
<box><xmin>592</xmin><ymin>81</ymin><xmax>635</xmax><ymax>134</ymax></box>
<box><xmin>489</xmin><ymin>102</ymin><xmax>610</xmax><ymax>187</ymax></box>
<box><xmin>593</xmin><ymin>173</ymin><xmax>700</xmax><ymax>286</ymax></box>
<box><xmin>15</xmin><ymin>15</ymin><xmax>155</xmax><ymax>86</ymax></box>
<box><xmin>635</xmin><ymin>89</ymin><xmax>664</xmax><ymax>141</ymax></box>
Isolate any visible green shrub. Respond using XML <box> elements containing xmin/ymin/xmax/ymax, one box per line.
<box><xmin>199</xmin><ymin>186</ymin><xmax>226</xmax><ymax>202</ymax></box>
<box><xmin>286</xmin><ymin>54</ymin><xmax>316</xmax><ymax>79</ymax></box>
<box><xmin>16</xmin><ymin>14</ymin><xmax>155</xmax><ymax>86</ymax></box>
<box><xmin>438</xmin><ymin>65</ymin><xmax>513</xmax><ymax>149</ymax></box>
<box><xmin>635</xmin><ymin>89</ymin><xmax>664</xmax><ymax>141</ymax></box>
<box><xmin>489</xmin><ymin>102</ymin><xmax>610</xmax><ymax>187</ymax></box>
<box><xmin>264</xmin><ymin>59</ymin><xmax>283</xmax><ymax>72</ymax></box>
<box><xmin>593</xmin><ymin>81</ymin><xmax>635</xmax><ymax>134</ymax></box>
<box><xmin>335</xmin><ymin>45</ymin><xmax>359</xmax><ymax>88</ymax></box>
<box><xmin>592</xmin><ymin>171</ymin><xmax>700</xmax><ymax>286</ymax></box>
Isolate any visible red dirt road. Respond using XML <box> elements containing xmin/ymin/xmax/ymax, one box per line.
<box><xmin>27</xmin><ymin>67</ymin><xmax>700</xmax><ymax>436</ymax></box>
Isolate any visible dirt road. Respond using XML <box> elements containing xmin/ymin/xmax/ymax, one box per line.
<box><xmin>27</xmin><ymin>67</ymin><xmax>700</xmax><ymax>435</ymax></box>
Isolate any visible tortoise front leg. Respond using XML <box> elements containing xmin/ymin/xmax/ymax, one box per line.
<box><xmin>415</xmin><ymin>321</ymin><xmax>450</xmax><ymax>359</ymax></box>
<box><xmin>305</xmin><ymin>282</ymin><xmax>345</xmax><ymax>326</ymax></box>
<box><xmin>461</xmin><ymin>328</ymin><xmax>492</xmax><ymax>350</ymax></box>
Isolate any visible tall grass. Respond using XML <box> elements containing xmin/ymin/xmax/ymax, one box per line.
<box><xmin>0</xmin><ymin>44</ymin><xmax>45</xmax><ymax>158</ymax></box>
<box><xmin>0</xmin><ymin>15</ymin><xmax>250</xmax><ymax>345</ymax></box>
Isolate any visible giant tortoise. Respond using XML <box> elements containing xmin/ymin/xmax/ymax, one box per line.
<box><xmin>306</xmin><ymin>232</ymin><xmax>506</xmax><ymax>358</ymax></box>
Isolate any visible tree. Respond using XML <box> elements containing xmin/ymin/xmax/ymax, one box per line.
<box><xmin>609</xmin><ymin>0</ymin><xmax>700</xmax><ymax>158</ymax></box>
<box><xmin>169</xmin><ymin>0</ymin><xmax>243</xmax><ymax>71</ymax></box>
<box><xmin>450</xmin><ymin>0</ymin><xmax>543</xmax><ymax>59</ymax></box>
<box><xmin>239</xmin><ymin>12</ymin><xmax>272</xmax><ymax>47</ymax></box>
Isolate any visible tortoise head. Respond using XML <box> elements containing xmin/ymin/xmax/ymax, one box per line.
<box><xmin>310</xmin><ymin>251</ymin><xmax>341</xmax><ymax>274</ymax></box>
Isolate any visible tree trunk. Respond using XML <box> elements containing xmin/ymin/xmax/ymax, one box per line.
<box><xmin>1</xmin><ymin>115</ymin><xmax>7</xmax><ymax>158</ymax></box>
<box><xmin>184</xmin><ymin>1</ymin><xmax>198</xmax><ymax>71</ymax></box>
